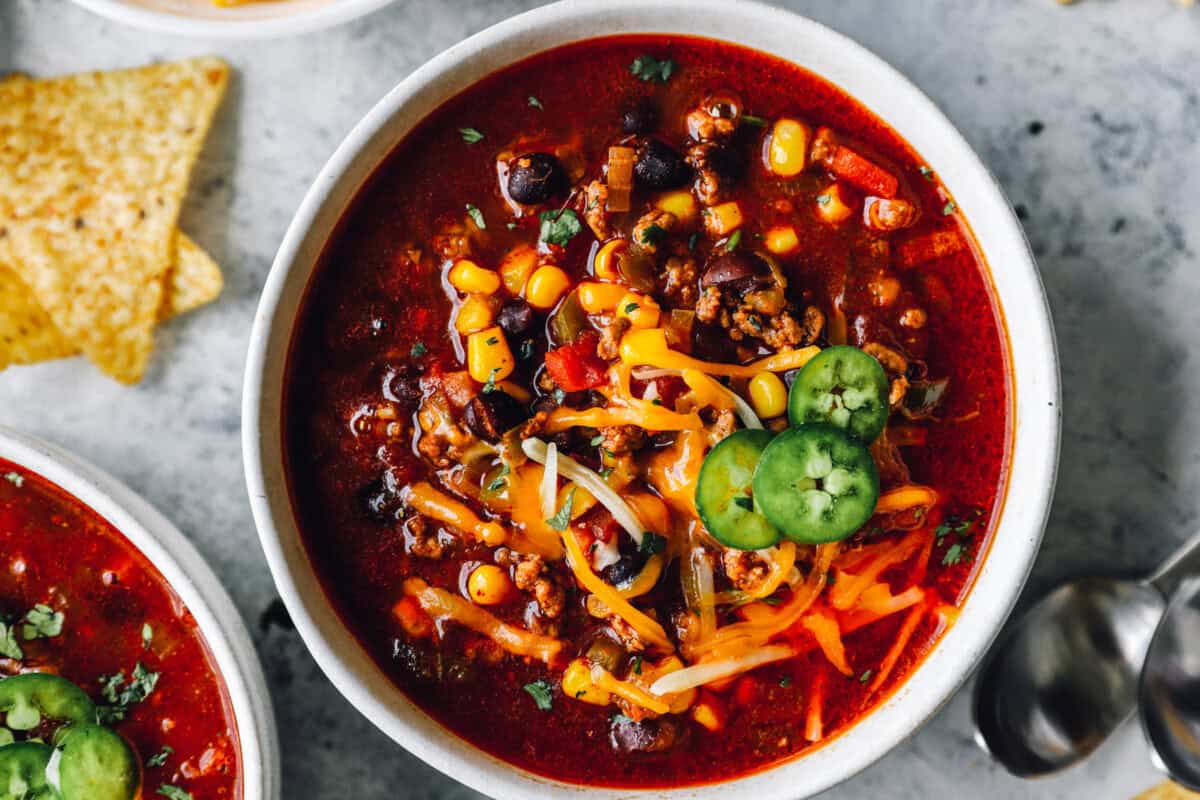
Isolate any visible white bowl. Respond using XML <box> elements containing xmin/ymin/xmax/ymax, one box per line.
<box><xmin>0</xmin><ymin>426</ymin><xmax>281</xmax><ymax>800</ymax></box>
<box><xmin>243</xmin><ymin>1</ymin><xmax>1061</xmax><ymax>797</ymax></box>
<box><xmin>68</xmin><ymin>0</ymin><xmax>397</xmax><ymax>39</ymax></box>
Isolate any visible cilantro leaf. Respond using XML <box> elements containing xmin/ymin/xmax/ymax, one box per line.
<box><xmin>522</xmin><ymin>679</ymin><xmax>554</xmax><ymax>711</ymax></box>
<box><xmin>156</xmin><ymin>786</ymin><xmax>193</xmax><ymax>800</ymax></box>
<box><xmin>486</xmin><ymin>464</ymin><xmax>511</xmax><ymax>492</ymax></box>
<box><xmin>22</xmin><ymin>604</ymin><xmax>63</xmax><ymax>640</ymax></box>
<box><xmin>146</xmin><ymin>745</ymin><xmax>173</xmax><ymax>768</ymax></box>
<box><xmin>459</xmin><ymin>127</ymin><xmax>484</xmax><ymax>144</ymax></box>
<box><xmin>741</xmin><ymin>114</ymin><xmax>768</xmax><ymax>127</ymax></box>
<box><xmin>538</xmin><ymin>209</ymin><xmax>582</xmax><ymax>247</ymax></box>
<box><xmin>98</xmin><ymin>662</ymin><xmax>161</xmax><ymax>723</ymax></box>
<box><xmin>630</xmin><ymin>655</ymin><xmax>643</xmax><ymax>675</ymax></box>
<box><xmin>638</xmin><ymin>223</ymin><xmax>666</xmax><ymax>247</ymax></box>
<box><xmin>528</xmin><ymin>95</ymin><xmax>543</xmax><ymax>110</ymax></box>
<box><xmin>0</xmin><ymin>620</ymin><xmax>23</xmax><ymax>661</ymax></box>
<box><xmin>545</xmin><ymin>488</ymin><xmax>577</xmax><ymax>532</ymax></box>
<box><xmin>859</xmin><ymin>669</ymin><xmax>873</xmax><ymax>684</ymax></box>
<box><xmin>629</xmin><ymin>54</ymin><xmax>677</xmax><ymax>84</ymax></box>
<box><xmin>465</xmin><ymin>203</ymin><xmax>486</xmax><ymax>230</ymax></box>
<box><xmin>942</xmin><ymin>543</ymin><xmax>966</xmax><ymax>566</ymax></box>
<box><xmin>409</xmin><ymin>341</ymin><xmax>428</xmax><ymax>358</ymax></box>
<box><xmin>943</xmin><ymin>200</ymin><xmax>958</xmax><ymax>216</ymax></box>
<box><xmin>725</xmin><ymin>230</ymin><xmax>742</xmax><ymax>251</ymax></box>
<box><xmin>638</xmin><ymin>532</ymin><xmax>667</xmax><ymax>555</ymax></box>
<box><xmin>3</xmin><ymin>471</ymin><xmax>22</xmax><ymax>487</ymax></box>
<box><xmin>816</xmin><ymin>193</ymin><xmax>832</xmax><ymax>207</ymax></box>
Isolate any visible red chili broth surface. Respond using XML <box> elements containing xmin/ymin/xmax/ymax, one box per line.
<box><xmin>285</xmin><ymin>35</ymin><xmax>1011</xmax><ymax>787</ymax></box>
<box><xmin>0</xmin><ymin>460</ymin><xmax>242</xmax><ymax>798</ymax></box>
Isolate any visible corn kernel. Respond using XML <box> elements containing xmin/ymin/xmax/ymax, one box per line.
<box><xmin>498</xmin><ymin>245</ymin><xmax>538</xmax><ymax>295</ymax></box>
<box><xmin>656</xmin><ymin>190</ymin><xmax>698</xmax><ymax>223</ymax></box>
<box><xmin>592</xmin><ymin>239</ymin><xmax>626</xmax><ymax>281</ymax></box>
<box><xmin>767</xmin><ymin>118</ymin><xmax>811</xmax><ymax>177</ymax></box>
<box><xmin>577</xmin><ymin>281</ymin><xmax>628</xmax><ymax>314</ymax></box>
<box><xmin>467</xmin><ymin>564</ymin><xmax>514</xmax><ymax>605</ymax></box>
<box><xmin>466</xmin><ymin>326</ymin><xmax>515</xmax><ymax>384</ymax></box>
<box><xmin>748</xmin><ymin>371</ymin><xmax>788</xmax><ymax>419</ymax></box>
<box><xmin>448</xmin><ymin>259</ymin><xmax>501</xmax><ymax>295</ymax></box>
<box><xmin>705</xmin><ymin>201</ymin><xmax>743</xmax><ymax>236</ymax></box>
<box><xmin>816</xmin><ymin>183</ymin><xmax>853</xmax><ymax>224</ymax></box>
<box><xmin>562</xmin><ymin>658</ymin><xmax>611</xmax><ymax>706</ymax></box>
<box><xmin>764</xmin><ymin>225</ymin><xmax>799</xmax><ymax>255</ymax></box>
<box><xmin>526</xmin><ymin>265</ymin><xmax>571</xmax><ymax>309</ymax></box>
<box><xmin>616</xmin><ymin>292</ymin><xmax>661</xmax><ymax>329</ymax></box>
<box><xmin>454</xmin><ymin>294</ymin><xmax>495</xmax><ymax>334</ymax></box>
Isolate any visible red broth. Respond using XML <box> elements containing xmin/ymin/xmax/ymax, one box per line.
<box><xmin>0</xmin><ymin>459</ymin><xmax>242</xmax><ymax>798</ymax></box>
<box><xmin>284</xmin><ymin>35</ymin><xmax>1010</xmax><ymax>787</ymax></box>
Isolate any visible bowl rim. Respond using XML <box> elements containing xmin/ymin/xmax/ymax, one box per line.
<box><xmin>0</xmin><ymin>426</ymin><xmax>281</xmax><ymax>800</ymax></box>
<box><xmin>67</xmin><ymin>0</ymin><xmax>397</xmax><ymax>39</ymax></box>
<box><xmin>242</xmin><ymin>1</ymin><xmax>1061</xmax><ymax>797</ymax></box>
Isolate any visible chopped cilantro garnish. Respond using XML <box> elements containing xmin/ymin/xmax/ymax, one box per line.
<box><xmin>590</xmin><ymin>435</ymin><xmax>605</xmax><ymax>447</ymax></box>
<box><xmin>98</xmin><ymin>662</ymin><xmax>161</xmax><ymax>723</ymax></box>
<box><xmin>3</xmin><ymin>471</ymin><xmax>22</xmax><ymax>487</ymax></box>
<box><xmin>486</xmin><ymin>464</ymin><xmax>511</xmax><ymax>492</ymax></box>
<box><xmin>725</xmin><ymin>230</ymin><xmax>742</xmax><ymax>251</ymax></box>
<box><xmin>523</xmin><ymin>679</ymin><xmax>554</xmax><ymax>711</ymax></box>
<box><xmin>816</xmin><ymin>193</ymin><xmax>832</xmax><ymax>207</ymax></box>
<box><xmin>538</xmin><ymin>209</ymin><xmax>582</xmax><ymax>247</ymax></box>
<box><xmin>919</xmin><ymin>165</ymin><xmax>934</xmax><ymax>180</ymax></box>
<box><xmin>761</xmin><ymin>596</ymin><xmax>783</xmax><ymax>606</ymax></box>
<box><xmin>942</xmin><ymin>543</ymin><xmax>966</xmax><ymax>566</ymax></box>
<box><xmin>638</xmin><ymin>223</ymin><xmax>666</xmax><ymax>247</ymax></box>
<box><xmin>552</xmin><ymin>388</ymin><xmax>566</xmax><ymax>404</ymax></box>
<box><xmin>146</xmin><ymin>746</ymin><xmax>173</xmax><ymax>768</ymax></box>
<box><xmin>943</xmin><ymin>200</ymin><xmax>958</xmax><ymax>216</ymax></box>
<box><xmin>459</xmin><ymin>127</ymin><xmax>484</xmax><ymax>144</ymax></box>
<box><xmin>528</xmin><ymin>95</ymin><xmax>544</xmax><ymax>110</ymax></box>
<box><xmin>610</xmin><ymin>712</ymin><xmax>633</xmax><ymax>724</ymax></box>
<box><xmin>465</xmin><ymin>203</ymin><xmax>486</xmax><ymax>230</ymax></box>
<box><xmin>0</xmin><ymin>620</ymin><xmax>22</xmax><ymax>660</ymax></box>
<box><xmin>156</xmin><ymin>786</ymin><xmax>193</xmax><ymax>800</ymax></box>
<box><xmin>517</xmin><ymin>339</ymin><xmax>535</xmax><ymax>360</ymax></box>
<box><xmin>485</xmin><ymin>335</ymin><xmax>499</xmax><ymax>346</ymax></box>
<box><xmin>687</xmin><ymin>232</ymin><xmax>699</xmax><ymax>251</ymax></box>
<box><xmin>630</xmin><ymin>655</ymin><xmax>643</xmax><ymax>675</ymax></box>
<box><xmin>545</xmin><ymin>488</ymin><xmax>577</xmax><ymax>532</ymax></box>
<box><xmin>22</xmin><ymin>604</ymin><xmax>63</xmax><ymax>640</ymax></box>
<box><xmin>481</xmin><ymin>367</ymin><xmax>501</xmax><ymax>394</ymax></box>
<box><xmin>409</xmin><ymin>341</ymin><xmax>427</xmax><ymax>358</ymax></box>
<box><xmin>506</xmin><ymin>221</ymin><xmax>518</xmax><ymax>231</ymax></box>
<box><xmin>859</xmin><ymin>669</ymin><xmax>873</xmax><ymax>684</ymax></box>
<box><xmin>741</xmin><ymin>114</ymin><xmax>768</xmax><ymax>127</ymax></box>
<box><xmin>638</xmin><ymin>532</ymin><xmax>667</xmax><ymax>555</ymax></box>
<box><xmin>779</xmin><ymin>676</ymin><xmax>792</xmax><ymax>687</ymax></box>
<box><xmin>629</xmin><ymin>54</ymin><xmax>677</xmax><ymax>84</ymax></box>
<box><xmin>623</xmin><ymin>302</ymin><xmax>640</xmax><ymax>314</ymax></box>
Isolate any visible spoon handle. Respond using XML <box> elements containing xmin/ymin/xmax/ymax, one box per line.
<box><xmin>1147</xmin><ymin>530</ymin><xmax>1200</xmax><ymax>597</ymax></box>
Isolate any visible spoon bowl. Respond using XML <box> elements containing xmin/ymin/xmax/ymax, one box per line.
<box><xmin>973</xmin><ymin>576</ymin><xmax>1165</xmax><ymax>775</ymax></box>
<box><xmin>1140</xmin><ymin>575</ymin><xmax>1200</xmax><ymax>790</ymax></box>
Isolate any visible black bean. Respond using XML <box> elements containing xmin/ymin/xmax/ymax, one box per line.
<box><xmin>700</xmin><ymin>251</ymin><xmax>772</xmax><ymax>292</ymax></box>
<box><xmin>360</xmin><ymin>472</ymin><xmax>401</xmax><ymax>522</ymax></box>
<box><xmin>601</xmin><ymin>555</ymin><xmax>644</xmax><ymax>587</ymax></box>
<box><xmin>463</xmin><ymin>391</ymin><xmax>528</xmax><ymax>441</ymax></box>
<box><xmin>496</xmin><ymin>298</ymin><xmax>535</xmax><ymax>338</ymax></box>
<box><xmin>506</xmin><ymin>152</ymin><xmax>566</xmax><ymax>204</ymax></box>
<box><xmin>634</xmin><ymin>139</ymin><xmax>691</xmax><ymax>190</ymax></box>
<box><xmin>621</xmin><ymin>98</ymin><xmax>658</xmax><ymax>134</ymax></box>
<box><xmin>380</xmin><ymin>364</ymin><xmax>422</xmax><ymax>408</ymax></box>
<box><xmin>609</xmin><ymin>717</ymin><xmax>687</xmax><ymax>754</ymax></box>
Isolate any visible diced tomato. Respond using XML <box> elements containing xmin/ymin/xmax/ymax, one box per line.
<box><xmin>544</xmin><ymin>332</ymin><xmax>607</xmax><ymax>391</ymax></box>
<box><xmin>392</xmin><ymin>596</ymin><xmax>434</xmax><ymax>639</ymax></box>
<box><xmin>732</xmin><ymin>675</ymin><xmax>761</xmax><ymax>707</ymax></box>
<box><xmin>829</xmin><ymin>146</ymin><xmax>898</xmax><ymax>198</ymax></box>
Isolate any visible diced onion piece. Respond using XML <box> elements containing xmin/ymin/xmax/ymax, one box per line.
<box><xmin>681</xmin><ymin>370</ymin><xmax>762</xmax><ymax>430</ymax></box>
<box><xmin>542</xmin><ymin>442</ymin><xmax>559</xmax><ymax>520</ymax></box>
<box><xmin>649</xmin><ymin>645</ymin><xmax>795</xmax><ymax>695</ymax></box>
<box><xmin>590</xmin><ymin>666</ymin><xmax>671</xmax><ymax>714</ymax></box>
<box><xmin>403</xmin><ymin>578</ymin><xmax>562</xmax><ymax>664</ymax></box>
<box><xmin>523</xmin><ymin>438</ymin><xmax>646</xmax><ymax>545</ymax></box>
<box><xmin>631</xmin><ymin>367</ymin><xmax>680</xmax><ymax>380</ymax></box>
<box><xmin>693</xmin><ymin>547</ymin><xmax>717</xmax><ymax>643</ymax></box>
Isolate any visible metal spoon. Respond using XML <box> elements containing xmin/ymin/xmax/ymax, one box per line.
<box><xmin>972</xmin><ymin>531</ymin><xmax>1200</xmax><ymax>776</ymax></box>
<box><xmin>1140</xmin><ymin>573</ymin><xmax>1200</xmax><ymax>790</ymax></box>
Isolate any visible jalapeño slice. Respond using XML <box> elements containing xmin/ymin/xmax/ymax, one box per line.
<box><xmin>58</xmin><ymin>724</ymin><xmax>142</xmax><ymax>800</ymax></box>
<box><xmin>752</xmin><ymin>424</ymin><xmax>879</xmax><ymax>544</ymax></box>
<box><xmin>788</xmin><ymin>345</ymin><xmax>890</xmax><ymax>442</ymax></box>
<box><xmin>695</xmin><ymin>429</ymin><xmax>782</xmax><ymax>550</ymax></box>
<box><xmin>0</xmin><ymin>673</ymin><xmax>96</xmax><ymax>731</ymax></box>
<box><xmin>0</xmin><ymin>741</ymin><xmax>56</xmax><ymax>800</ymax></box>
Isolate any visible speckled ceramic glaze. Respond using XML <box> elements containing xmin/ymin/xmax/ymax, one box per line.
<box><xmin>243</xmin><ymin>1</ymin><xmax>1060</xmax><ymax>797</ymax></box>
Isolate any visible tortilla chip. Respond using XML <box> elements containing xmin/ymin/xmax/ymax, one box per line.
<box><xmin>0</xmin><ymin>58</ymin><xmax>229</xmax><ymax>383</ymax></box>
<box><xmin>1137</xmin><ymin>783</ymin><xmax>1200</xmax><ymax>800</ymax></box>
<box><xmin>0</xmin><ymin>233</ymin><xmax>222</xmax><ymax>370</ymax></box>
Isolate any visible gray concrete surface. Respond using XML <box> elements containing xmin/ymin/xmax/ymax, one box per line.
<box><xmin>3</xmin><ymin>1</ymin><xmax>1198</xmax><ymax>797</ymax></box>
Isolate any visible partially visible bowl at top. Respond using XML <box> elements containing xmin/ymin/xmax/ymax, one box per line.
<box><xmin>68</xmin><ymin>0</ymin><xmax>397</xmax><ymax>38</ymax></box>
<box><xmin>243</xmin><ymin>1</ymin><xmax>1061</xmax><ymax>797</ymax></box>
